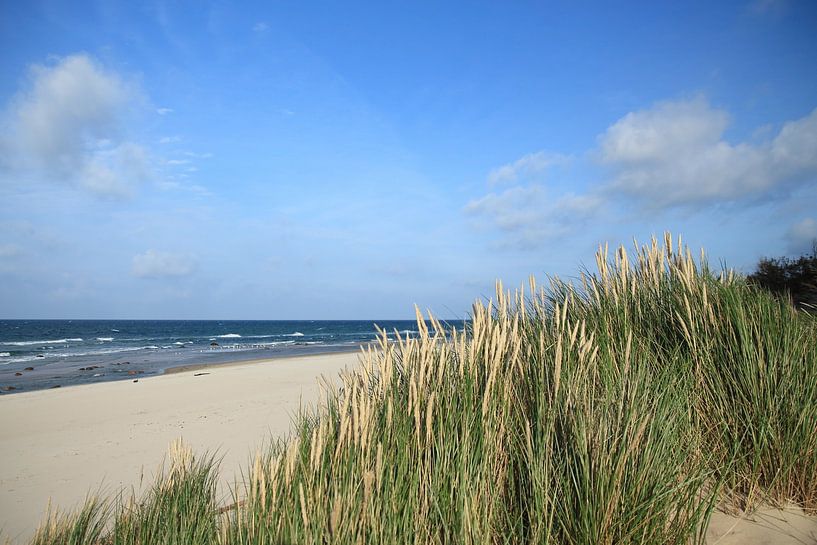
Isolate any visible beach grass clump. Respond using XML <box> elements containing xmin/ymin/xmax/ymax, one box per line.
<box><xmin>107</xmin><ymin>440</ymin><xmax>220</xmax><ymax>545</ymax></box>
<box><xmin>27</xmin><ymin>233</ymin><xmax>817</xmax><ymax>544</ymax></box>
<box><xmin>29</xmin><ymin>498</ymin><xmax>108</xmax><ymax>545</ymax></box>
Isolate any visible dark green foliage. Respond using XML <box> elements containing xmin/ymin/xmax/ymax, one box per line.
<box><xmin>748</xmin><ymin>243</ymin><xmax>817</xmax><ymax>312</ymax></box>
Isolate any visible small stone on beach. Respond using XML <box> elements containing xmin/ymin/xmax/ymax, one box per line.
<box><xmin>2</xmin><ymin>386</ymin><xmax>17</xmax><ymax>391</ymax></box>
<box><xmin>24</xmin><ymin>367</ymin><xmax>34</xmax><ymax>371</ymax></box>
<box><xmin>14</xmin><ymin>372</ymin><xmax>22</xmax><ymax>376</ymax></box>
<box><xmin>193</xmin><ymin>372</ymin><xmax>210</xmax><ymax>377</ymax></box>
<box><xmin>50</xmin><ymin>385</ymin><xmax>61</xmax><ymax>389</ymax></box>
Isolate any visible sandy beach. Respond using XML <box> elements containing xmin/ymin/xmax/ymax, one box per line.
<box><xmin>0</xmin><ymin>352</ymin><xmax>358</xmax><ymax>543</ymax></box>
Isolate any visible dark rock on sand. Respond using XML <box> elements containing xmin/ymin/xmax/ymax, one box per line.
<box><xmin>15</xmin><ymin>372</ymin><xmax>22</xmax><ymax>376</ymax></box>
<box><xmin>24</xmin><ymin>367</ymin><xmax>34</xmax><ymax>371</ymax></box>
<box><xmin>3</xmin><ymin>386</ymin><xmax>17</xmax><ymax>391</ymax></box>
<box><xmin>50</xmin><ymin>385</ymin><xmax>61</xmax><ymax>389</ymax></box>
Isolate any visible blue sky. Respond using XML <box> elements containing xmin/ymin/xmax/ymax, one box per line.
<box><xmin>1</xmin><ymin>0</ymin><xmax>816</xmax><ymax>319</ymax></box>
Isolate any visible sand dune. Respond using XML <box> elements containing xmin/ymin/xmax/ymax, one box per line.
<box><xmin>1</xmin><ymin>350</ymin><xmax>814</xmax><ymax>544</ymax></box>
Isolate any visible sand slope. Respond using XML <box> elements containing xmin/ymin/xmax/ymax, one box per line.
<box><xmin>708</xmin><ymin>506</ymin><xmax>816</xmax><ymax>544</ymax></box>
<box><xmin>0</xmin><ymin>352</ymin><xmax>357</xmax><ymax>543</ymax></box>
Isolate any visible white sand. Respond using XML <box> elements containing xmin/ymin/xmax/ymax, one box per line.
<box><xmin>0</xmin><ymin>352</ymin><xmax>357</xmax><ymax>544</ymax></box>
<box><xmin>707</xmin><ymin>505</ymin><xmax>817</xmax><ymax>544</ymax></box>
<box><xmin>1</xmin><ymin>350</ymin><xmax>815</xmax><ymax>544</ymax></box>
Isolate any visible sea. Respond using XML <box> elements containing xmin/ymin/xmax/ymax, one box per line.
<box><xmin>0</xmin><ymin>319</ymin><xmax>443</xmax><ymax>393</ymax></box>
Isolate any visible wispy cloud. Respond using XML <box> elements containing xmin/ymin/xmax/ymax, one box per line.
<box><xmin>1</xmin><ymin>54</ymin><xmax>150</xmax><ymax>197</ymax></box>
<box><xmin>786</xmin><ymin>218</ymin><xmax>817</xmax><ymax>254</ymax></box>
<box><xmin>158</xmin><ymin>135</ymin><xmax>180</xmax><ymax>144</ymax></box>
<box><xmin>156</xmin><ymin>107</ymin><xmax>173</xmax><ymax>115</ymax></box>
<box><xmin>253</xmin><ymin>21</ymin><xmax>269</xmax><ymax>33</ymax></box>
<box><xmin>749</xmin><ymin>0</ymin><xmax>789</xmax><ymax>16</ymax></box>
<box><xmin>131</xmin><ymin>249</ymin><xmax>196</xmax><ymax>278</ymax></box>
<box><xmin>182</xmin><ymin>151</ymin><xmax>213</xmax><ymax>158</ymax></box>
<box><xmin>0</xmin><ymin>243</ymin><xmax>22</xmax><ymax>258</ymax></box>
<box><xmin>487</xmin><ymin>151</ymin><xmax>569</xmax><ymax>186</ymax></box>
<box><xmin>465</xmin><ymin>185</ymin><xmax>602</xmax><ymax>249</ymax></box>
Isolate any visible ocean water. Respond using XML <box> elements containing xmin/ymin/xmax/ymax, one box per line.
<box><xmin>0</xmin><ymin>319</ymin><xmax>440</xmax><ymax>393</ymax></box>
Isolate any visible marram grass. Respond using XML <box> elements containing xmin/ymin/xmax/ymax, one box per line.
<box><xmin>28</xmin><ymin>234</ymin><xmax>817</xmax><ymax>544</ymax></box>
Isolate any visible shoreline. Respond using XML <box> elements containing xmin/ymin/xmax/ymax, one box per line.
<box><xmin>162</xmin><ymin>343</ymin><xmax>368</xmax><ymax>376</ymax></box>
<box><xmin>0</xmin><ymin>343</ymin><xmax>371</xmax><ymax>395</ymax></box>
<box><xmin>0</xmin><ymin>351</ymin><xmax>359</xmax><ymax>543</ymax></box>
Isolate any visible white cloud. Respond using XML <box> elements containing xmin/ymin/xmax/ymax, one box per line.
<box><xmin>131</xmin><ymin>249</ymin><xmax>196</xmax><ymax>278</ymax></box>
<box><xmin>467</xmin><ymin>98</ymin><xmax>817</xmax><ymax>250</ymax></box>
<box><xmin>487</xmin><ymin>151</ymin><xmax>569</xmax><ymax>186</ymax></box>
<box><xmin>1</xmin><ymin>54</ymin><xmax>150</xmax><ymax>197</ymax></box>
<box><xmin>599</xmin><ymin>98</ymin><xmax>817</xmax><ymax>208</ymax></box>
<box><xmin>159</xmin><ymin>135</ymin><xmax>181</xmax><ymax>144</ymax></box>
<box><xmin>253</xmin><ymin>21</ymin><xmax>269</xmax><ymax>33</ymax></box>
<box><xmin>786</xmin><ymin>218</ymin><xmax>817</xmax><ymax>254</ymax></box>
<box><xmin>156</xmin><ymin>107</ymin><xmax>173</xmax><ymax>115</ymax></box>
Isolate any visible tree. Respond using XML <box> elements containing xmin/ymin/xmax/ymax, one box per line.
<box><xmin>747</xmin><ymin>242</ymin><xmax>817</xmax><ymax>312</ymax></box>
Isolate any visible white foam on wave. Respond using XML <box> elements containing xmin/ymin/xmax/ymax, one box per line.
<box><xmin>217</xmin><ymin>333</ymin><xmax>242</xmax><ymax>338</ymax></box>
<box><xmin>3</xmin><ymin>345</ymin><xmax>161</xmax><ymax>363</ymax></box>
<box><xmin>111</xmin><ymin>329</ymin><xmax>120</xmax><ymax>332</ymax></box>
<box><xmin>259</xmin><ymin>340</ymin><xmax>296</xmax><ymax>347</ymax></box>
<box><xmin>70</xmin><ymin>345</ymin><xmax>160</xmax><ymax>356</ymax></box>
<box><xmin>287</xmin><ymin>332</ymin><xmax>305</xmax><ymax>337</ymax></box>
<box><xmin>96</xmin><ymin>337</ymin><xmax>114</xmax><ymax>342</ymax></box>
<box><xmin>1</xmin><ymin>338</ymin><xmax>83</xmax><ymax>346</ymax></box>
<box><xmin>0</xmin><ymin>352</ymin><xmax>10</xmax><ymax>357</ymax></box>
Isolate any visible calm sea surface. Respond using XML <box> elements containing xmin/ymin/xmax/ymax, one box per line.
<box><xmin>0</xmin><ymin>319</ymin><xmax>449</xmax><ymax>393</ymax></box>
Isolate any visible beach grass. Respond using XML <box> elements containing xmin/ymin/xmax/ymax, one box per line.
<box><xmin>28</xmin><ymin>233</ymin><xmax>817</xmax><ymax>544</ymax></box>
